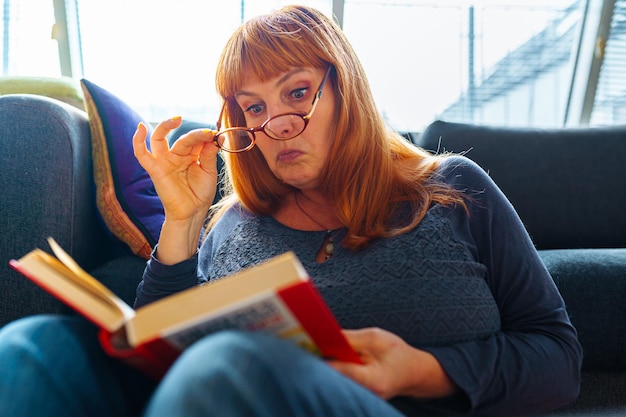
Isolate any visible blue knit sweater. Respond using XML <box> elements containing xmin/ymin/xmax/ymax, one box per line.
<box><xmin>136</xmin><ymin>156</ymin><xmax>582</xmax><ymax>416</ymax></box>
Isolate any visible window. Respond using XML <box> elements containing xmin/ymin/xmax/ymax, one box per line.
<box><xmin>3</xmin><ymin>1</ymin><xmax>623</xmax><ymax>131</ymax></box>
<box><xmin>343</xmin><ymin>0</ymin><xmax>581</xmax><ymax>130</ymax></box>
<box><xmin>77</xmin><ymin>1</ymin><xmax>243</xmax><ymax>122</ymax></box>
<box><xmin>75</xmin><ymin>1</ymin><xmax>331</xmax><ymax>123</ymax></box>
<box><xmin>1</xmin><ymin>0</ymin><xmax>60</xmax><ymax>76</ymax></box>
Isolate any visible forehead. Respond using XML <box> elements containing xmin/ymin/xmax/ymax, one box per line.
<box><xmin>235</xmin><ymin>67</ymin><xmax>316</xmax><ymax>98</ymax></box>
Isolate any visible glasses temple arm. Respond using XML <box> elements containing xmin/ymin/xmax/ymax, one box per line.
<box><xmin>305</xmin><ymin>66</ymin><xmax>333</xmax><ymax>120</ymax></box>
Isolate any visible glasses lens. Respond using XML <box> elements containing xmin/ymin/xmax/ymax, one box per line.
<box><xmin>215</xmin><ymin>130</ymin><xmax>254</xmax><ymax>152</ymax></box>
<box><xmin>264</xmin><ymin>114</ymin><xmax>306</xmax><ymax>140</ymax></box>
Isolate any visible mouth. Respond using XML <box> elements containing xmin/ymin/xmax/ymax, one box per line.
<box><xmin>276</xmin><ymin>149</ymin><xmax>303</xmax><ymax>163</ymax></box>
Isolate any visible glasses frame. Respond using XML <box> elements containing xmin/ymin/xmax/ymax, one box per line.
<box><xmin>213</xmin><ymin>66</ymin><xmax>333</xmax><ymax>153</ymax></box>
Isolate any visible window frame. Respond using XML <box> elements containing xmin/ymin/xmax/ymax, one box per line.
<box><xmin>564</xmin><ymin>0</ymin><xmax>616</xmax><ymax>125</ymax></box>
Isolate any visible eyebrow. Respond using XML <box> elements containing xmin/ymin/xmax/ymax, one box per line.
<box><xmin>234</xmin><ymin>68</ymin><xmax>310</xmax><ymax>100</ymax></box>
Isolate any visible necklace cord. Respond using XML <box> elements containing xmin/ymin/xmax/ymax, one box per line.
<box><xmin>293</xmin><ymin>191</ymin><xmax>336</xmax><ymax>261</ymax></box>
<box><xmin>293</xmin><ymin>191</ymin><xmax>333</xmax><ymax>232</ymax></box>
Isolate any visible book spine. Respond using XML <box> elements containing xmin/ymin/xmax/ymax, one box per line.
<box><xmin>278</xmin><ymin>282</ymin><xmax>362</xmax><ymax>364</ymax></box>
<box><xmin>98</xmin><ymin>330</ymin><xmax>180</xmax><ymax>379</ymax></box>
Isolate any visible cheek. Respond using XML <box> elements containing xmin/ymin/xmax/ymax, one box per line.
<box><xmin>253</xmin><ymin>138</ymin><xmax>277</xmax><ymax>166</ymax></box>
<box><xmin>309</xmin><ymin>123</ymin><xmax>334</xmax><ymax>154</ymax></box>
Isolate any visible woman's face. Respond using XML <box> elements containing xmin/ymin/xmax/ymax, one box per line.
<box><xmin>233</xmin><ymin>66</ymin><xmax>335</xmax><ymax>190</ymax></box>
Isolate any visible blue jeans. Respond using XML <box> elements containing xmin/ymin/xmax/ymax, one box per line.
<box><xmin>0</xmin><ymin>315</ymin><xmax>406</xmax><ymax>417</ymax></box>
<box><xmin>0</xmin><ymin>315</ymin><xmax>156</xmax><ymax>416</ymax></box>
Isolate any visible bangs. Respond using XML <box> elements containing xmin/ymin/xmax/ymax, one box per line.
<box><xmin>216</xmin><ymin>11</ymin><xmax>329</xmax><ymax>98</ymax></box>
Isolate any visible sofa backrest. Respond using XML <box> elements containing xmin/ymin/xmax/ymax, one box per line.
<box><xmin>415</xmin><ymin>120</ymin><xmax>626</xmax><ymax>250</ymax></box>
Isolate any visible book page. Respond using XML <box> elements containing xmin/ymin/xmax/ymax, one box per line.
<box><xmin>12</xmin><ymin>250</ymin><xmax>128</xmax><ymax>332</ymax></box>
<box><xmin>161</xmin><ymin>290</ymin><xmax>317</xmax><ymax>354</ymax></box>
<box><xmin>47</xmin><ymin>237</ymin><xmax>135</xmax><ymax>320</ymax></box>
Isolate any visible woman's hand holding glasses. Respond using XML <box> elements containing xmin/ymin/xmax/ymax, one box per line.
<box><xmin>133</xmin><ymin>116</ymin><xmax>220</xmax><ymax>264</ymax></box>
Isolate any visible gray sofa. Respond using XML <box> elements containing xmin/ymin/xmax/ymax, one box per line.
<box><xmin>1</xmin><ymin>94</ymin><xmax>624</xmax><ymax>415</ymax></box>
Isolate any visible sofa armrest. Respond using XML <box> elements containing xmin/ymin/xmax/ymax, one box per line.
<box><xmin>0</xmin><ymin>94</ymin><xmax>115</xmax><ymax>326</ymax></box>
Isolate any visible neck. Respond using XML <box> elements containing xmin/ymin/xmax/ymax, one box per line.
<box><xmin>297</xmin><ymin>189</ymin><xmax>334</xmax><ymax>209</ymax></box>
<box><xmin>293</xmin><ymin>190</ymin><xmax>342</xmax><ymax>231</ymax></box>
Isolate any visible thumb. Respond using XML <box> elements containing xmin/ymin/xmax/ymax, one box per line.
<box><xmin>341</xmin><ymin>328</ymin><xmax>381</xmax><ymax>352</ymax></box>
<box><xmin>197</xmin><ymin>130</ymin><xmax>220</xmax><ymax>173</ymax></box>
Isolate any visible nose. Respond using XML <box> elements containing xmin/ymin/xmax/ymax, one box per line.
<box><xmin>264</xmin><ymin>115</ymin><xmax>299</xmax><ymax>139</ymax></box>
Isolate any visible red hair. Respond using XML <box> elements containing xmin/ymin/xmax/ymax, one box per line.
<box><xmin>209</xmin><ymin>6</ymin><xmax>465</xmax><ymax>250</ymax></box>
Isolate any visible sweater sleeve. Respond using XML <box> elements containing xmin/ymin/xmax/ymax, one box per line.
<box><xmin>133</xmin><ymin>204</ymin><xmax>247</xmax><ymax>309</ymax></box>
<box><xmin>423</xmin><ymin>156</ymin><xmax>582</xmax><ymax>416</ymax></box>
<box><xmin>133</xmin><ymin>249</ymin><xmax>199</xmax><ymax>309</ymax></box>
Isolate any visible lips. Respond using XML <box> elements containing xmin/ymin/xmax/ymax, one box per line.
<box><xmin>277</xmin><ymin>149</ymin><xmax>303</xmax><ymax>163</ymax></box>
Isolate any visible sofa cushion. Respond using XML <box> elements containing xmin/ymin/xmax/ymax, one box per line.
<box><xmin>89</xmin><ymin>255</ymin><xmax>148</xmax><ymax>306</ymax></box>
<box><xmin>81</xmin><ymin>79</ymin><xmax>163</xmax><ymax>259</ymax></box>
<box><xmin>0</xmin><ymin>76</ymin><xmax>85</xmax><ymax>110</ymax></box>
<box><xmin>540</xmin><ymin>248</ymin><xmax>626</xmax><ymax>372</ymax></box>
<box><xmin>415</xmin><ymin>120</ymin><xmax>626</xmax><ymax>250</ymax></box>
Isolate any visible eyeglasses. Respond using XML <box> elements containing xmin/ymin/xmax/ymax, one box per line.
<box><xmin>213</xmin><ymin>66</ymin><xmax>332</xmax><ymax>153</ymax></box>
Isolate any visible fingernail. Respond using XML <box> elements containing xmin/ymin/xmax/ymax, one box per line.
<box><xmin>171</xmin><ymin>115</ymin><xmax>182</xmax><ymax>122</ymax></box>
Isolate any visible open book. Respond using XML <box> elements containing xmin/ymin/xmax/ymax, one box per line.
<box><xmin>10</xmin><ymin>238</ymin><xmax>361</xmax><ymax>378</ymax></box>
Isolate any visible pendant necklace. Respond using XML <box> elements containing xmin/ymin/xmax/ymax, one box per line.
<box><xmin>293</xmin><ymin>191</ymin><xmax>337</xmax><ymax>262</ymax></box>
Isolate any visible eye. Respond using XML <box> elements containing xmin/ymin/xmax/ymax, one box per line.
<box><xmin>244</xmin><ymin>104</ymin><xmax>265</xmax><ymax>116</ymax></box>
<box><xmin>289</xmin><ymin>87</ymin><xmax>309</xmax><ymax>101</ymax></box>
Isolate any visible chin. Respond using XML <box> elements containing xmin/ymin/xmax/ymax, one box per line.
<box><xmin>276</xmin><ymin>169</ymin><xmax>315</xmax><ymax>187</ymax></box>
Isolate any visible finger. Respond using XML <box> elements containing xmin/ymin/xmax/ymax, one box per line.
<box><xmin>133</xmin><ymin>122</ymin><xmax>152</xmax><ymax>169</ymax></box>
<box><xmin>151</xmin><ymin>115</ymin><xmax>183</xmax><ymax>139</ymax></box>
<box><xmin>149</xmin><ymin>116</ymin><xmax>184</xmax><ymax>155</ymax></box>
<box><xmin>170</xmin><ymin>128</ymin><xmax>217</xmax><ymax>156</ymax></box>
<box><xmin>326</xmin><ymin>360</ymin><xmax>371</xmax><ymax>391</ymax></box>
<box><xmin>341</xmin><ymin>328</ymin><xmax>378</xmax><ymax>351</ymax></box>
<box><xmin>197</xmin><ymin>141</ymin><xmax>221</xmax><ymax>175</ymax></box>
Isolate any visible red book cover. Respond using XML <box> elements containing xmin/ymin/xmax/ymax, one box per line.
<box><xmin>278</xmin><ymin>282</ymin><xmax>362</xmax><ymax>363</ymax></box>
<box><xmin>98</xmin><ymin>330</ymin><xmax>180</xmax><ymax>379</ymax></box>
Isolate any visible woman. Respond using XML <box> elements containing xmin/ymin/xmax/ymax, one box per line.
<box><xmin>0</xmin><ymin>5</ymin><xmax>581</xmax><ymax>417</ymax></box>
